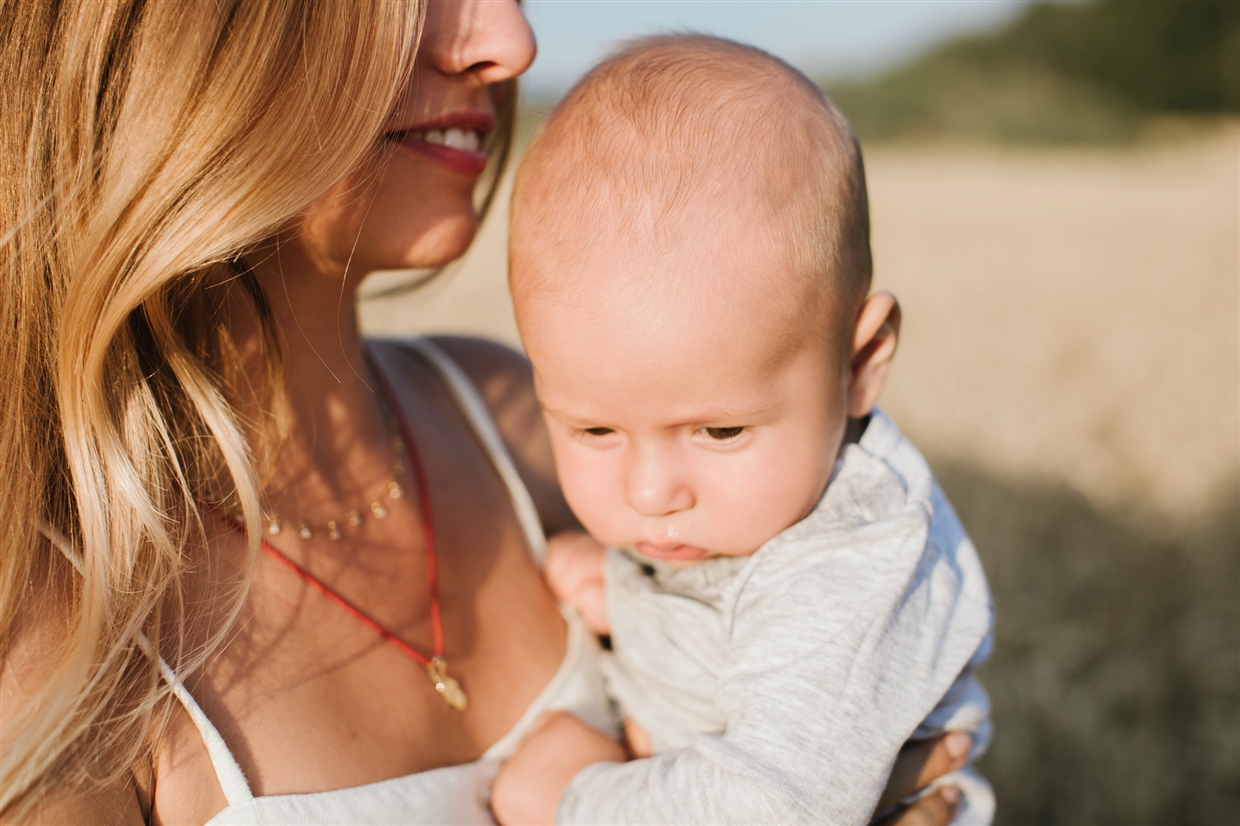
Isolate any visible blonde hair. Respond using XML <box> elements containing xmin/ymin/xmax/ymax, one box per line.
<box><xmin>0</xmin><ymin>0</ymin><xmax>513</xmax><ymax>815</ymax></box>
<box><xmin>513</xmin><ymin>35</ymin><xmax>871</xmax><ymax>338</ymax></box>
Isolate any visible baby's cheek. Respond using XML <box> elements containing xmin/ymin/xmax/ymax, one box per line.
<box><xmin>557</xmin><ymin>451</ymin><xmax>629</xmax><ymax>545</ymax></box>
<box><xmin>708</xmin><ymin>452</ymin><xmax>828</xmax><ymax>552</ymax></box>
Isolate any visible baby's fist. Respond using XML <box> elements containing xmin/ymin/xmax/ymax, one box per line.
<box><xmin>545</xmin><ymin>531</ymin><xmax>610</xmax><ymax>635</ymax></box>
<box><xmin>492</xmin><ymin>711</ymin><xmax>626</xmax><ymax>825</ymax></box>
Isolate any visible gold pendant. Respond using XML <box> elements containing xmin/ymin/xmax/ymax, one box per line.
<box><xmin>427</xmin><ymin>657</ymin><xmax>468</xmax><ymax>711</ymax></box>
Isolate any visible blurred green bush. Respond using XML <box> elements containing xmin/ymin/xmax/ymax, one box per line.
<box><xmin>826</xmin><ymin>0</ymin><xmax>1240</xmax><ymax>143</ymax></box>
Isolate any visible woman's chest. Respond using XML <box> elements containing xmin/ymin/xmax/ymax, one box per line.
<box><xmin>221</xmin><ymin>539</ymin><xmax>562</xmax><ymax>770</ymax></box>
<box><xmin>151</xmin><ymin>564</ymin><xmax>566</xmax><ymax>825</ymax></box>
<box><xmin>150</xmin><ymin>344</ymin><xmax>572</xmax><ymax>823</ymax></box>
<box><xmin>154</xmin><ymin>510</ymin><xmax>564</xmax><ymax>822</ymax></box>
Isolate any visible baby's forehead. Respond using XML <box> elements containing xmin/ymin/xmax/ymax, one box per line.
<box><xmin>520</xmin><ymin>261</ymin><xmax>839</xmax><ymax>414</ymax></box>
<box><xmin>518</xmin><ymin>148</ymin><xmax>826</xmax><ymax>340</ymax></box>
<box><xmin>515</xmin><ymin>165</ymin><xmax>831</xmax><ymax>356</ymax></box>
<box><xmin>518</xmin><ymin>201</ymin><xmax>832</xmax><ymax>360</ymax></box>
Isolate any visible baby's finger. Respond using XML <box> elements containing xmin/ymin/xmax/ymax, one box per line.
<box><xmin>875</xmin><ymin>786</ymin><xmax>961</xmax><ymax>826</ymax></box>
<box><xmin>875</xmin><ymin>732</ymin><xmax>971</xmax><ymax>814</ymax></box>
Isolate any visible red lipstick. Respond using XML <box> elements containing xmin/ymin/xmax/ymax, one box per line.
<box><xmin>387</xmin><ymin>110</ymin><xmax>495</xmax><ymax>178</ymax></box>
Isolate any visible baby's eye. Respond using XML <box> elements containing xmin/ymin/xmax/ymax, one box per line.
<box><xmin>703</xmin><ymin>426</ymin><xmax>745</xmax><ymax>441</ymax></box>
<box><xmin>583</xmin><ymin>427</ymin><xmax>615</xmax><ymax>437</ymax></box>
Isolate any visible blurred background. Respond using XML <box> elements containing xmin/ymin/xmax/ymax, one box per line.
<box><xmin>361</xmin><ymin>2</ymin><xmax>1239</xmax><ymax>822</ymax></box>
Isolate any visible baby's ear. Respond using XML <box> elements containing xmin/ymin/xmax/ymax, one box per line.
<box><xmin>846</xmin><ymin>291</ymin><xmax>901</xmax><ymax>418</ymax></box>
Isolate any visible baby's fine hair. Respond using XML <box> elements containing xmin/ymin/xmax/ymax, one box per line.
<box><xmin>514</xmin><ymin>34</ymin><xmax>873</xmax><ymax>317</ymax></box>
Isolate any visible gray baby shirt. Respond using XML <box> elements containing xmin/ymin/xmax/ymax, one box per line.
<box><xmin>557</xmin><ymin>410</ymin><xmax>995</xmax><ymax>825</ymax></box>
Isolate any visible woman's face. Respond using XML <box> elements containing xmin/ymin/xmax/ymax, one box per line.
<box><xmin>292</xmin><ymin>0</ymin><xmax>535</xmax><ymax>278</ymax></box>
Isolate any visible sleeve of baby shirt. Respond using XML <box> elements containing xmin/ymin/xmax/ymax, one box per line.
<box><xmin>555</xmin><ymin>474</ymin><xmax>993</xmax><ymax>825</ymax></box>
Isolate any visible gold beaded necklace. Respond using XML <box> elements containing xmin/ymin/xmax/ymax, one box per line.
<box><xmin>262</xmin><ymin>419</ymin><xmax>407</xmax><ymax>542</ymax></box>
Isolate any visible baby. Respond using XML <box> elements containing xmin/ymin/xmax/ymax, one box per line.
<box><xmin>493</xmin><ymin>35</ymin><xmax>994</xmax><ymax>826</ymax></box>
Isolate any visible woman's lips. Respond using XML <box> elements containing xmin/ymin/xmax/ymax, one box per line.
<box><xmin>392</xmin><ymin>127</ymin><xmax>489</xmax><ymax>177</ymax></box>
<box><xmin>388</xmin><ymin>108</ymin><xmax>494</xmax><ymax>177</ymax></box>
<box><xmin>634</xmin><ymin>541</ymin><xmax>711</xmax><ymax>562</ymax></box>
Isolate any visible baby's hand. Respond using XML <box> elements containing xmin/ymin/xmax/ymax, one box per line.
<box><xmin>623</xmin><ymin>716</ymin><xmax>653</xmax><ymax>759</ymax></box>
<box><xmin>544</xmin><ymin>530</ymin><xmax>610</xmax><ymax>635</ymax></box>
<box><xmin>492</xmin><ymin>711</ymin><xmax>626</xmax><ymax>826</ymax></box>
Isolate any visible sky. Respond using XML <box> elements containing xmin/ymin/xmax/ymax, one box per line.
<box><xmin>522</xmin><ymin>0</ymin><xmax>1033</xmax><ymax>100</ymax></box>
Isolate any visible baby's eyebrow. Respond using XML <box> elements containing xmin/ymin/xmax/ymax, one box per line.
<box><xmin>547</xmin><ymin>405</ymin><xmax>780</xmax><ymax>429</ymax></box>
<box><xmin>687</xmin><ymin>404</ymin><xmax>779</xmax><ymax>426</ymax></box>
<box><xmin>539</xmin><ymin>404</ymin><xmax>606</xmax><ymax>427</ymax></box>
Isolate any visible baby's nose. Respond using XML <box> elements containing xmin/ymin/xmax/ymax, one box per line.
<box><xmin>624</xmin><ymin>449</ymin><xmax>695</xmax><ymax>517</ymax></box>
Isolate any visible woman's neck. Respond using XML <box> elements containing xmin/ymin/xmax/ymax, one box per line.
<box><xmin>236</xmin><ymin>242</ymin><xmax>396</xmax><ymax>521</ymax></box>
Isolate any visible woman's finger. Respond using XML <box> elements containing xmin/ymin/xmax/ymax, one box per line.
<box><xmin>875</xmin><ymin>786</ymin><xmax>961</xmax><ymax>826</ymax></box>
<box><xmin>875</xmin><ymin>732</ymin><xmax>971</xmax><ymax>814</ymax></box>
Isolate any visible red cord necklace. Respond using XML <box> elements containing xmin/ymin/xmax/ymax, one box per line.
<box><xmin>250</xmin><ymin>365</ymin><xmax>467</xmax><ymax>712</ymax></box>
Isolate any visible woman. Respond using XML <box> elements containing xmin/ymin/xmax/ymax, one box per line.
<box><xmin>0</xmin><ymin>2</ymin><xmax>969</xmax><ymax>823</ymax></box>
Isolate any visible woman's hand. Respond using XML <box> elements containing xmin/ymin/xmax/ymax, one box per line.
<box><xmin>873</xmin><ymin>732</ymin><xmax>973</xmax><ymax>825</ymax></box>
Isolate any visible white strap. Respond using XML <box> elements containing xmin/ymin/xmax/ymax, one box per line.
<box><xmin>404</xmin><ymin>338</ymin><xmax>549</xmax><ymax>565</ymax></box>
<box><xmin>155</xmin><ymin>658</ymin><xmax>254</xmax><ymax>806</ymax></box>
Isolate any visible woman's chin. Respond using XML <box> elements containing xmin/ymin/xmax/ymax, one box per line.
<box><xmin>393</xmin><ymin>216</ymin><xmax>480</xmax><ymax>270</ymax></box>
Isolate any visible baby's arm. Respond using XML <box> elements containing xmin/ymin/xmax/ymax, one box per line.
<box><xmin>491</xmin><ymin>711</ymin><xmax>625</xmax><ymax>826</ymax></box>
<box><xmin>545</xmin><ymin>530</ymin><xmax>610</xmax><ymax>635</ymax></box>
<box><xmin>492</xmin><ymin>717</ymin><xmax>974</xmax><ymax>826</ymax></box>
<box><xmin>556</xmin><ymin>516</ymin><xmax>992</xmax><ymax>824</ymax></box>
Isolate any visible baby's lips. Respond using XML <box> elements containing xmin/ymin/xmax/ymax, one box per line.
<box><xmin>634</xmin><ymin>541</ymin><xmax>710</xmax><ymax>562</ymax></box>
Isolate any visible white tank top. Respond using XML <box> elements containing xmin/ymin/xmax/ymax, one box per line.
<box><xmin>161</xmin><ymin>338</ymin><xmax>614</xmax><ymax>825</ymax></box>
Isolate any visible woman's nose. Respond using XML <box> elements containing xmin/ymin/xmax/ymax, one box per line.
<box><xmin>624</xmin><ymin>447</ymin><xmax>695</xmax><ymax>518</ymax></box>
<box><xmin>423</xmin><ymin>0</ymin><xmax>537</xmax><ymax>85</ymax></box>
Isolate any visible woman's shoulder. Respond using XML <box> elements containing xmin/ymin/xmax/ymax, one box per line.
<box><xmin>419</xmin><ymin>334</ymin><xmax>533</xmax><ymax>396</ymax></box>
<box><xmin>372</xmin><ymin>335</ymin><xmax>579</xmax><ymax>537</ymax></box>
<box><xmin>1</xmin><ymin>781</ymin><xmax>146</xmax><ymax>826</ymax></box>
<box><xmin>1</xmin><ymin>591</ymin><xmax>147</xmax><ymax>825</ymax></box>
<box><xmin>370</xmin><ymin>334</ymin><xmax>530</xmax><ymax>399</ymax></box>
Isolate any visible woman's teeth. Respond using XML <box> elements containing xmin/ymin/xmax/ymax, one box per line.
<box><xmin>416</xmin><ymin>128</ymin><xmax>482</xmax><ymax>152</ymax></box>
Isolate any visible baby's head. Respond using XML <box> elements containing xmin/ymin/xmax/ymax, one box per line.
<box><xmin>510</xmin><ymin>35</ymin><xmax>900</xmax><ymax>564</ymax></box>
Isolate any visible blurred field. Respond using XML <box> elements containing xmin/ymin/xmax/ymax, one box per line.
<box><xmin>360</xmin><ymin>124</ymin><xmax>1240</xmax><ymax>823</ymax></box>
<box><xmin>867</xmin><ymin>127</ymin><xmax>1240</xmax><ymax>824</ymax></box>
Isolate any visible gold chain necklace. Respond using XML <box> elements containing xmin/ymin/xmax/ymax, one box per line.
<box><xmin>262</xmin><ymin>420</ymin><xmax>406</xmax><ymax>541</ymax></box>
